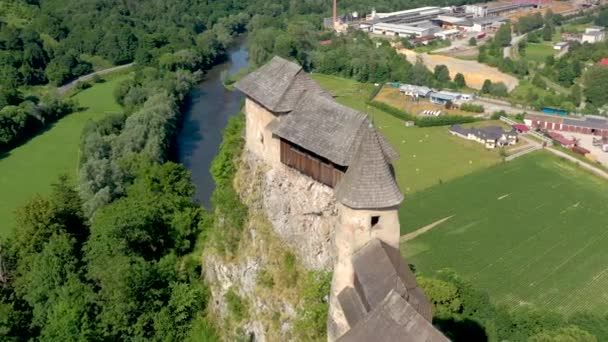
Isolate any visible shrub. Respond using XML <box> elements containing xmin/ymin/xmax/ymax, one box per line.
<box><xmin>366</xmin><ymin>100</ymin><xmax>416</xmax><ymax>121</ymax></box>
<box><xmin>225</xmin><ymin>288</ymin><xmax>249</xmax><ymax>321</ymax></box>
<box><xmin>208</xmin><ymin>114</ymin><xmax>248</xmax><ymax>255</ymax></box>
<box><xmin>459</xmin><ymin>103</ymin><xmax>484</xmax><ymax>113</ymax></box>
<box><xmin>91</xmin><ymin>74</ymin><xmax>105</xmax><ymax>83</ymax></box>
<box><xmin>294</xmin><ymin>271</ymin><xmax>332</xmax><ymax>341</ymax></box>
<box><xmin>75</xmin><ymin>81</ymin><xmax>92</xmax><ymax>90</ymax></box>
<box><xmin>490</xmin><ymin>111</ymin><xmax>507</xmax><ymax>120</ymax></box>
<box><xmin>416</xmin><ymin>115</ymin><xmax>478</xmax><ymax>127</ymax></box>
<box><xmin>282</xmin><ymin>252</ymin><xmax>298</xmax><ymax>287</ymax></box>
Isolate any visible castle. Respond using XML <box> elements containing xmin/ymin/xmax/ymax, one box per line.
<box><xmin>236</xmin><ymin>56</ymin><xmax>448</xmax><ymax>342</ymax></box>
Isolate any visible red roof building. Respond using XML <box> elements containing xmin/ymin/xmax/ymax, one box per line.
<box><xmin>598</xmin><ymin>58</ymin><xmax>608</xmax><ymax>66</ymax></box>
<box><xmin>513</xmin><ymin>124</ymin><xmax>529</xmax><ymax>132</ymax></box>
<box><xmin>548</xmin><ymin>131</ymin><xmax>576</xmax><ymax>147</ymax></box>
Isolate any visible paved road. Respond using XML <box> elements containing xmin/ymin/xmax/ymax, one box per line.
<box><xmin>472</xmin><ymin>97</ymin><xmax>544</xmax><ymax>116</ymax></box>
<box><xmin>504</xmin><ymin>34</ymin><xmax>527</xmax><ymax>60</ymax></box>
<box><xmin>58</xmin><ymin>63</ymin><xmax>134</xmax><ymax>95</ymax></box>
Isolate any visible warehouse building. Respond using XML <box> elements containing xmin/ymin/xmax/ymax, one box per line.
<box><xmin>525</xmin><ymin>114</ymin><xmax>608</xmax><ymax>136</ymax></box>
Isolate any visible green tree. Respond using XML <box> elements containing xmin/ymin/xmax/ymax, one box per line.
<box><xmin>433</xmin><ymin>64</ymin><xmax>451</xmax><ymax>83</ymax></box>
<box><xmin>410</xmin><ymin>60</ymin><xmax>432</xmax><ymax>86</ymax></box>
<box><xmin>482</xmin><ymin>79</ymin><xmax>493</xmax><ymax>94</ymax></box>
<box><xmin>495</xmin><ymin>22</ymin><xmax>512</xmax><ymax>47</ymax></box>
<box><xmin>417</xmin><ymin>277</ymin><xmax>462</xmax><ymax>316</ymax></box>
<box><xmin>583</xmin><ymin>65</ymin><xmax>608</xmax><ymax>107</ymax></box>
<box><xmin>454</xmin><ymin>73</ymin><xmax>466</xmax><ymax>88</ymax></box>
<box><xmin>468</xmin><ymin>37</ymin><xmax>477</xmax><ymax>46</ymax></box>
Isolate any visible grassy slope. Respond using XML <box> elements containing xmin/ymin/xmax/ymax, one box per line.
<box><xmin>525</xmin><ymin>43</ymin><xmax>555</xmax><ymax>62</ymax></box>
<box><xmin>0</xmin><ymin>75</ymin><xmax>129</xmax><ymax>236</ymax></box>
<box><xmin>401</xmin><ymin>151</ymin><xmax>608</xmax><ymax>314</ymax></box>
<box><xmin>311</xmin><ymin>74</ymin><xmax>502</xmax><ymax>195</ymax></box>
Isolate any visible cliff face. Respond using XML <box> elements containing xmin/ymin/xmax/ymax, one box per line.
<box><xmin>203</xmin><ymin>152</ymin><xmax>337</xmax><ymax>341</ymax></box>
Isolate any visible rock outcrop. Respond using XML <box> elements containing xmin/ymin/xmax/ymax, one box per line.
<box><xmin>203</xmin><ymin>152</ymin><xmax>337</xmax><ymax>341</ymax></box>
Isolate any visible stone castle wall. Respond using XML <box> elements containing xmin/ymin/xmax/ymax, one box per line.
<box><xmin>245</xmin><ymin>98</ymin><xmax>281</xmax><ymax>167</ymax></box>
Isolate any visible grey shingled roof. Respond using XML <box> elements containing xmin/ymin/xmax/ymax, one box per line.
<box><xmin>272</xmin><ymin>92</ymin><xmax>398</xmax><ymax>167</ymax></box>
<box><xmin>350</xmin><ymin>240</ymin><xmax>432</xmax><ymax>320</ymax></box>
<box><xmin>334</xmin><ymin>124</ymin><xmax>403</xmax><ymax>209</ymax></box>
<box><xmin>337</xmin><ymin>290</ymin><xmax>449</xmax><ymax>342</ymax></box>
<box><xmin>234</xmin><ymin>56</ymin><xmax>330</xmax><ymax>113</ymax></box>
<box><xmin>338</xmin><ymin>287</ymin><xmax>368</xmax><ymax>327</ymax></box>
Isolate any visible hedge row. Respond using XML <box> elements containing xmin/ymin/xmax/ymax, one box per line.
<box><xmin>459</xmin><ymin>103</ymin><xmax>485</xmax><ymax>113</ymax></box>
<box><xmin>366</xmin><ymin>100</ymin><xmax>479</xmax><ymax>127</ymax></box>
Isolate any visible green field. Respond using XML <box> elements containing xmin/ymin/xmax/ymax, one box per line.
<box><xmin>311</xmin><ymin>74</ymin><xmax>502</xmax><ymax>194</ymax></box>
<box><xmin>401</xmin><ymin>152</ymin><xmax>608</xmax><ymax>314</ymax></box>
<box><xmin>0</xmin><ymin>75</ymin><xmax>129</xmax><ymax>236</ymax></box>
<box><xmin>524</xmin><ymin>43</ymin><xmax>555</xmax><ymax>62</ymax></box>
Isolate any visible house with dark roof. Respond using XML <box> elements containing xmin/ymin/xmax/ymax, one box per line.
<box><xmin>236</xmin><ymin>57</ymin><xmax>447</xmax><ymax>342</ymax></box>
<box><xmin>449</xmin><ymin>124</ymin><xmax>518</xmax><ymax>148</ymax></box>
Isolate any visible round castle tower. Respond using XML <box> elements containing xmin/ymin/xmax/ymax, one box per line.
<box><xmin>327</xmin><ymin>123</ymin><xmax>404</xmax><ymax>341</ymax></box>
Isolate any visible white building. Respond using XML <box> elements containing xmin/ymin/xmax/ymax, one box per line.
<box><xmin>582</xmin><ymin>26</ymin><xmax>605</xmax><ymax>44</ymax></box>
<box><xmin>434</xmin><ymin>28</ymin><xmax>460</xmax><ymax>40</ymax></box>
<box><xmin>553</xmin><ymin>41</ymin><xmax>568</xmax><ymax>51</ymax></box>
<box><xmin>372</xmin><ymin>22</ymin><xmax>440</xmax><ymax>37</ymax></box>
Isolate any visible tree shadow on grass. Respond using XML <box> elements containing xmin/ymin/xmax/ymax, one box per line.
<box><xmin>0</xmin><ymin>106</ymin><xmax>90</xmax><ymax>162</ymax></box>
<box><xmin>434</xmin><ymin>317</ymin><xmax>488</xmax><ymax>342</ymax></box>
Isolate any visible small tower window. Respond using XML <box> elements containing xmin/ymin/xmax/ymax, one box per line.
<box><xmin>371</xmin><ymin>216</ymin><xmax>380</xmax><ymax>227</ymax></box>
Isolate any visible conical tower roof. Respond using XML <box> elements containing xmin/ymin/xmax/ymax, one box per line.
<box><xmin>334</xmin><ymin>124</ymin><xmax>403</xmax><ymax>209</ymax></box>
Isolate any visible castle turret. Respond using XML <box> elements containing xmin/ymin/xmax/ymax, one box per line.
<box><xmin>328</xmin><ymin>123</ymin><xmax>405</xmax><ymax>340</ymax></box>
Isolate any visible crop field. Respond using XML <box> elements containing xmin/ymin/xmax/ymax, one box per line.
<box><xmin>401</xmin><ymin>152</ymin><xmax>608</xmax><ymax>314</ymax></box>
<box><xmin>312</xmin><ymin>74</ymin><xmax>502</xmax><ymax>195</ymax></box>
<box><xmin>0</xmin><ymin>74</ymin><xmax>129</xmax><ymax>236</ymax></box>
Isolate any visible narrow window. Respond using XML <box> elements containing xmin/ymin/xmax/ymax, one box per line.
<box><xmin>371</xmin><ymin>216</ymin><xmax>380</xmax><ymax>227</ymax></box>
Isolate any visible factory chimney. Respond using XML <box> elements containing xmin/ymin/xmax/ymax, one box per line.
<box><xmin>333</xmin><ymin>0</ymin><xmax>337</xmax><ymax>25</ymax></box>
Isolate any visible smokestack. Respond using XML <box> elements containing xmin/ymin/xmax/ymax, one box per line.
<box><xmin>333</xmin><ymin>0</ymin><xmax>337</xmax><ymax>24</ymax></box>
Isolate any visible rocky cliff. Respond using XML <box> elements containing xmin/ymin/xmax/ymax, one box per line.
<box><xmin>203</xmin><ymin>152</ymin><xmax>337</xmax><ymax>341</ymax></box>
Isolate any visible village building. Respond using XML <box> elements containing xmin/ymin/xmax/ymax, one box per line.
<box><xmin>449</xmin><ymin>124</ymin><xmax>518</xmax><ymax>148</ymax></box>
<box><xmin>434</xmin><ymin>28</ymin><xmax>461</xmax><ymax>40</ymax></box>
<box><xmin>399</xmin><ymin>84</ymin><xmax>432</xmax><ymax>98</ymax></box>
<box><xmin>553</xmin><ymin>41</ymin><xmax>569</xmax><ymax>51</ymax></box>
<box><xmin>582</xmin><ymin>26</ymin><xmax>605</xmax><ymax>44</ymax></box>
<box><xmin>236</xmin><ymin>56</ymin><xmax>447</xmax><ymax>342</ymax></box>
<box><xmin>429</xmin><ymin>91</ymin><xmax>457</xmax><ymax>106</ymax></box>
<box><xmin>548</xmin><ymin>131</ymin><xmax>576</xmax><ymax>148</ymax></box>
<box><xmin>524</xmin><ymin>113</ymin><xmax>608</xmax><ymax>136</ymax></box>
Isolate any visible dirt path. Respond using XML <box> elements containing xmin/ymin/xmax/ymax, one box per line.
<box><xmin>400</xmin><ymin>215</ymin><xmax>454</xmax><ymax>243</ymax></box>
<box><xmin>396</xmin><ymin>48</ymin><xmax>519</xmax><ymax>91</ymax></box>
<box><xmin>58</xmin><ymin>63</ymin><xmax>134</xmax><ymax>95</ymax></box>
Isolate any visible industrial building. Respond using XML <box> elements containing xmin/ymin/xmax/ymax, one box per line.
<box><xmin>372</xmin><ymin>22</ymin><xmax>440</xmax><ymax>37</ymax></box>
<box><xmin>524</xmin><ymin>114</ymin><xmax>608</xmax><ymax>136</ymax></box>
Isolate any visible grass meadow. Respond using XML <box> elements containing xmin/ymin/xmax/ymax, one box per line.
<box><xmin>0</xmin><ymin>74</ymin><xmax>130</xmax><ymax>236</ymax></box>
<box><xmin>401</xmin><ymin>152</ymin><xmax>608</xmax><ymax>314</ymax></box>
<box><xmin>524</xmin><ymin>43</ymin><xmax>556</xmax><ymax>63</ymax></box>
<box><xmin>311</xmin><ymin>74</ymin><xmax>502</xmax><ymax>194</ymax></box>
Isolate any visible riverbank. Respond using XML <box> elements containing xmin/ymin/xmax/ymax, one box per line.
<box><xmin>174</xmin><ymin>40</ymin><xmax>249</xmax><ymax>207</ymax></box>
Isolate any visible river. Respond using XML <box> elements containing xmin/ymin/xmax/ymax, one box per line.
<box><xmin>175</xmin><ymin>41</ymin><xmax>249</xmax><ymax>207</ymax></box>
